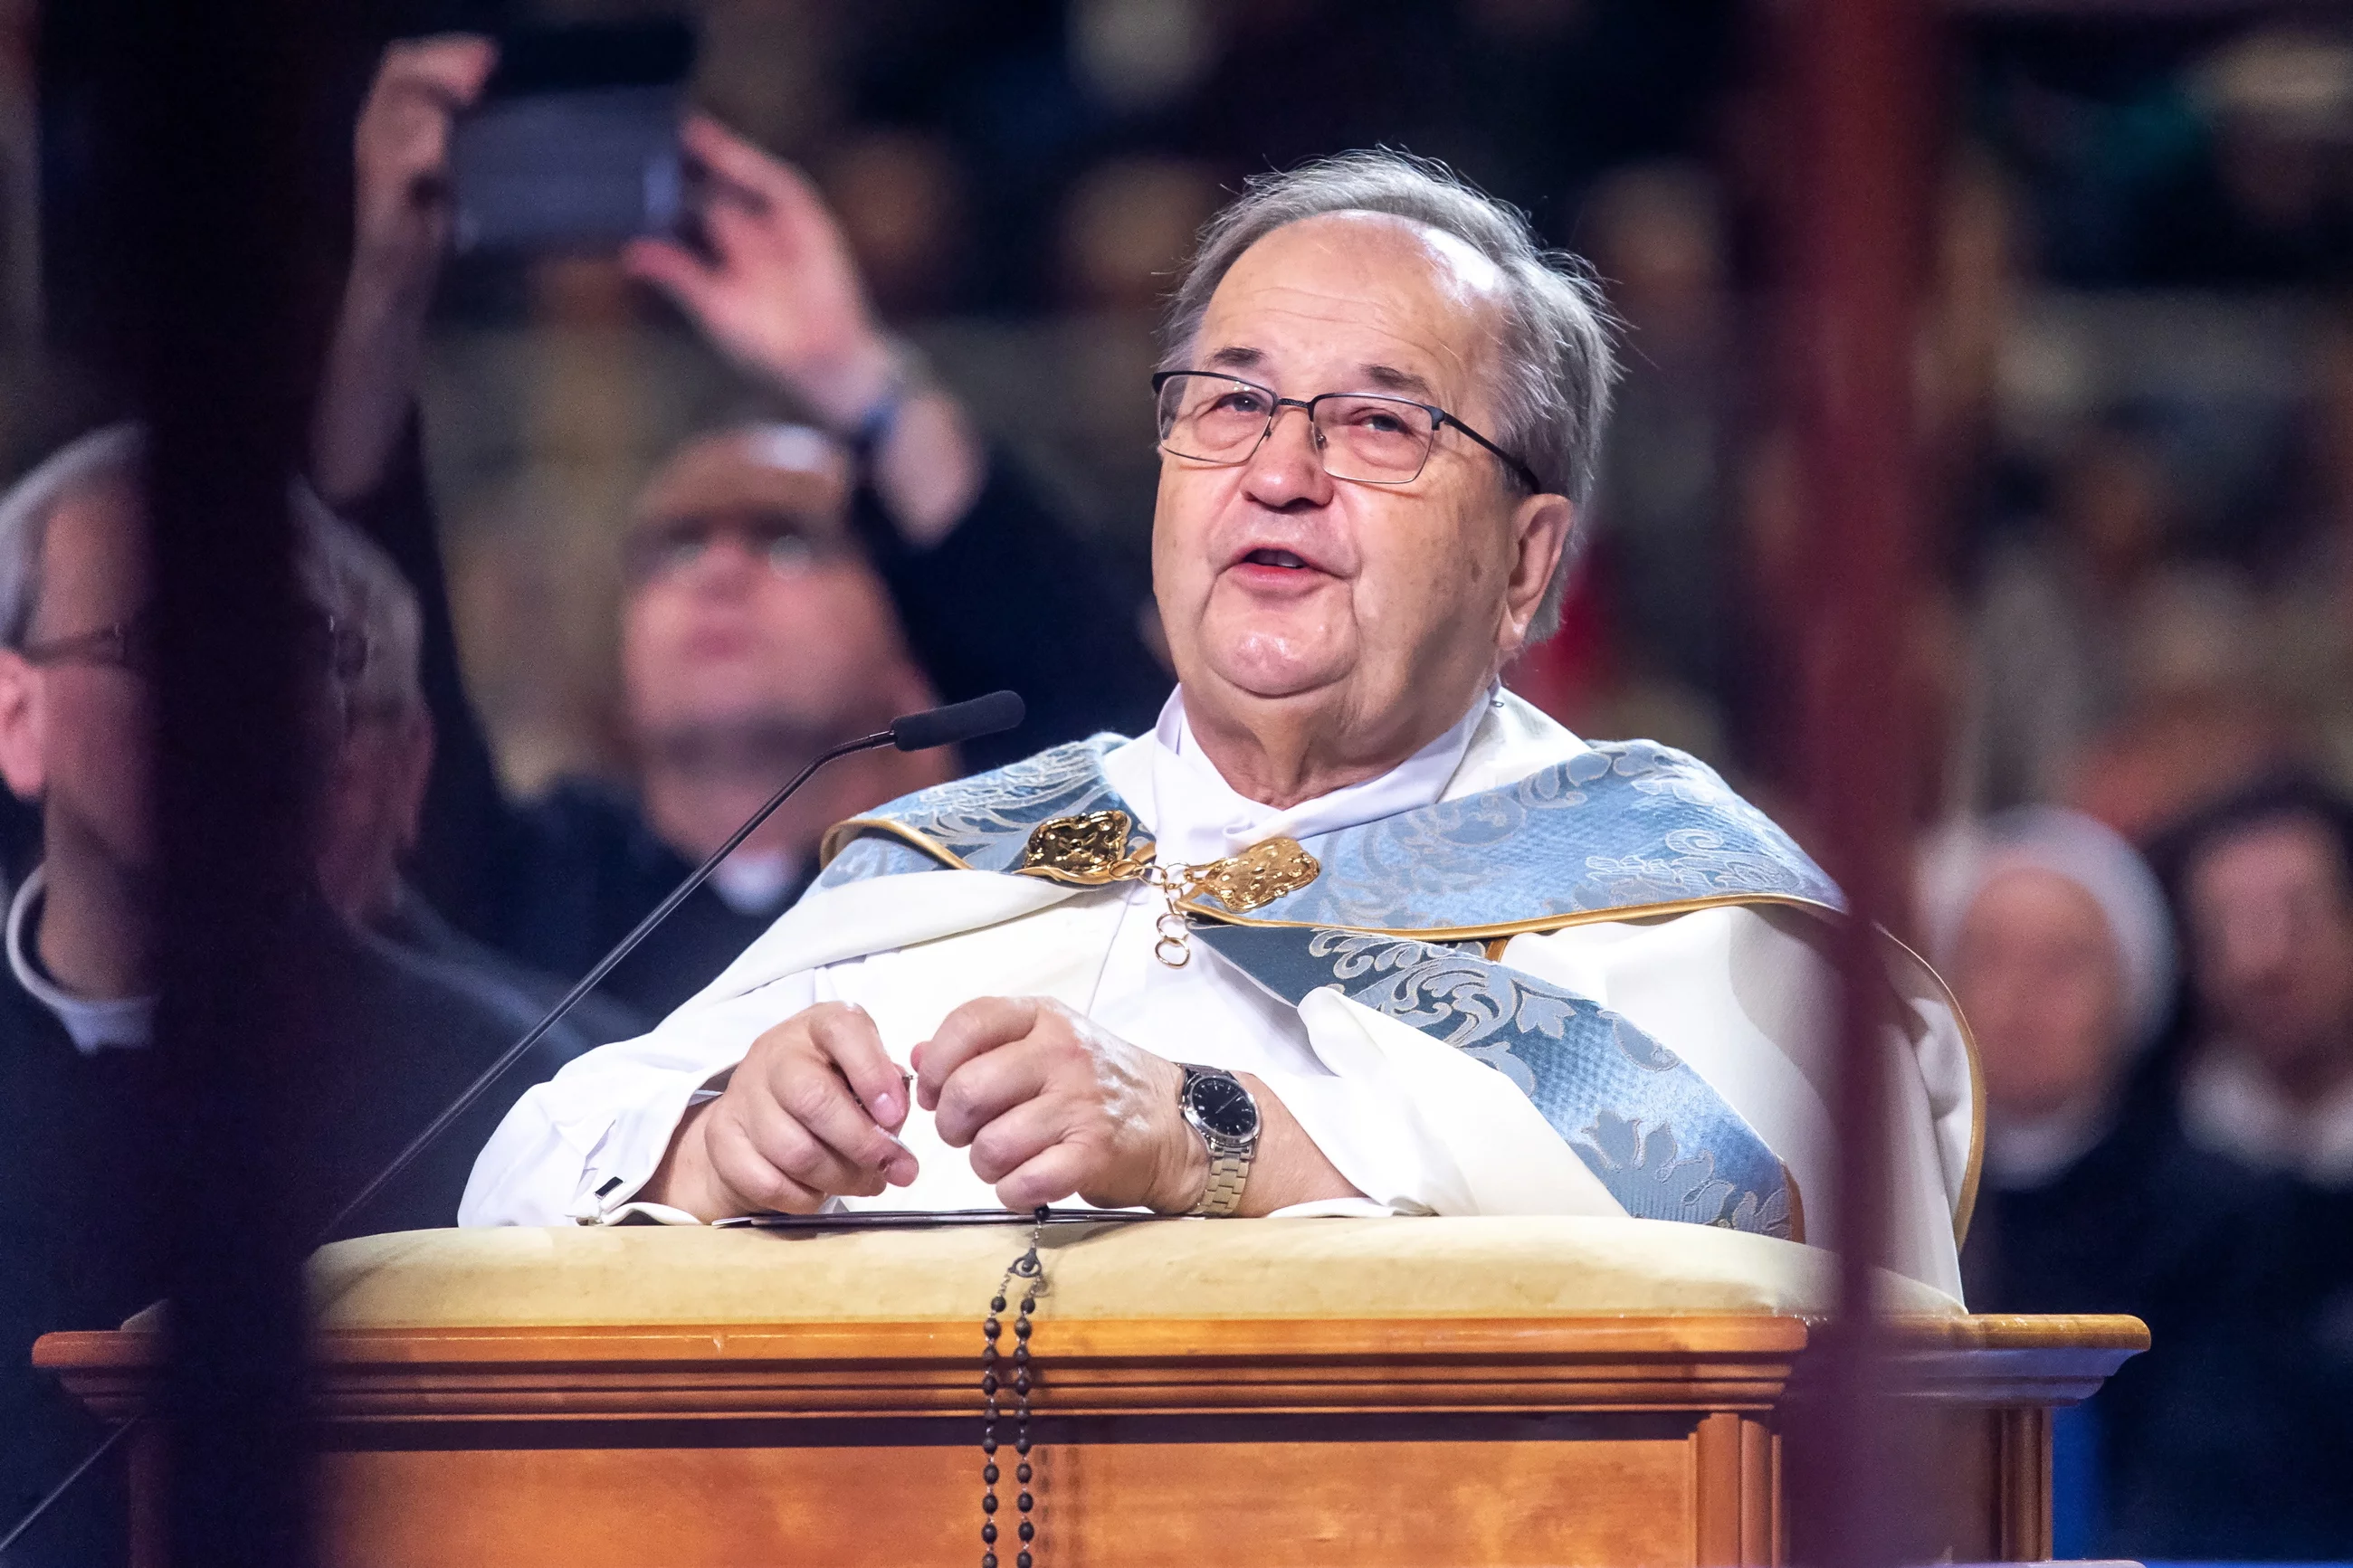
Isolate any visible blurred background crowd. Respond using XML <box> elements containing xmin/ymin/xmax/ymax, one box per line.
<box><xmin>5</xmin><ymin>0</ymin><xmax>2353</xmax><ymax>1563</ymax></box>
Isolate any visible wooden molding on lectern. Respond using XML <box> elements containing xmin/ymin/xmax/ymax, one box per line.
<box><xmin>36</xmin><ymin>1221</ymin><xmax>2147</xmax><ymax>1568</ymax></box>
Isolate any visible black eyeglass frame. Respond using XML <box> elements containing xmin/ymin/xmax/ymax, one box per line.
<box><xmin>1150</xmin><ymin>369</ymin><xmax>1545</xmax><ymax>494</ymax></box>
<box><xmin>621</xmin><ymin>512</ymin><xmax>848</xmax><ymax>586</ymax></box>
<box><xmin>17</xmin><ymin>611</ymin><xmax>370</xmax><ymax>684</ymax></box>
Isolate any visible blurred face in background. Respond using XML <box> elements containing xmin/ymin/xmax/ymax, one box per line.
<box><xmin>1152</xmin><ymin>213</ymin><xmax>1567</xmax><ymax>773</ymax></box>
<box><xmin>2056</xmin><ymin>431</ymin><xmax>2168</xmax><ymax>587</ymax></box>
<box><xmin>621</xmin><ymin>442</ymin><xmax>923</xmax><ymax>754</ymax></box>
<box><xmin>0</xmin><ymin>478</ymin><xmax>155</xmax><ymax>871</ymax></box>
<box><xmin>2182</xmin><ymin>816</ymin><xmax>2353</xmax><ymax>1093</ymax></box>
<box><xmin>1950</xmin><ymin>866</ymin><xmax>2131</xmax><ymax>1122</ymax></box>
<box><xmin>316</xmin><ymin>696</ymin><xmax>433</xmax><ymax>924</ymax></box>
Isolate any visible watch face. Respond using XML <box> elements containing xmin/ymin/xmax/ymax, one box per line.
<box><xmin>1186</xmin><ymin>1070</ymin><xmax>1260</xmax><ymax>1139</ymax></box>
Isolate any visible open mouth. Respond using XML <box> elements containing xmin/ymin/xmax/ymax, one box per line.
<box><xmin>1240</xmin><ymin>547</ymin><xmax>1312</xmax><ymax>570</ymax></box>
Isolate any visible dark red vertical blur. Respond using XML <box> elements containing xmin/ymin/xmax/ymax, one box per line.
<box><xmin>90</xmin><ymin>0</ymin><xmax>347</xmax><ymax>1564</ymax></box>
<box><xmin>1782</xmin><ymin>0</ymin><xmax>1938</xmax><ymax>1563</ymax></box>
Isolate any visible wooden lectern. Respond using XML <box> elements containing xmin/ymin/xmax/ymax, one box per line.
<box><xmin>39</xmin><ymin>1218</ymin><xmax>2144</xmax><ymax>1567</ymax></box>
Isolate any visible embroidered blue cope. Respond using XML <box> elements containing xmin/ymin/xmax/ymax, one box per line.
<box><xmin>814</xmin><ymin>734</ymin><xmax>1843</xmax><ymax>1239</ymax></box>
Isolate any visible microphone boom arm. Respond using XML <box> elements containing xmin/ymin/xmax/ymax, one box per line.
<box><xmin>315</xmin><ymin>727</ymin><xmax>893</xmax><ymax>1244</ymax></box>
<box><xmin>0</xmin><ymin>678</ymin><xmax>1024</xmax><ymax>1554</ymax></box>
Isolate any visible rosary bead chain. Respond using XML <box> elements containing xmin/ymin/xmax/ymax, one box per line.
<box><xmin>982</xmin><ymin>1210</ymin><xmax>1049</xmax><ymax>1568</ymax></box>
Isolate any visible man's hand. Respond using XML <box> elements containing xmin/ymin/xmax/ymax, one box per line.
<box><xmin>624</xmin><ymin>117</ymin><xmax>896</xmax><ymax>429</ymax></box>
<box><xmin>312</xmin><ymin>34</ymin><xmax>495</xmax><ymax>506</ymax></box>
<box><xmin>644</xmin><ymin>1002</ymin><xmax>919</xmax><ymax>1221</ymax></box>
<box><xmin>351</xmin><ymin>36</ymin><xmax>497</xmax><ymax>287</ymax></box>
<box><xmin>914</xmin><ymin>997</ymin><xmax>1208</xmax><ymax>1213</ymax></box>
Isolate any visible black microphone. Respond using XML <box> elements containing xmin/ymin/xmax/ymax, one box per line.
<box><xmin>891</xmin><ymin>688</ymin><xmax>1022</xmax><ymax>754</ymax></box>
<box><xmin>319</xmin><ymin>688</ymin><xmax>1024</xmax><ymax>1243</ymax></box>
<box><xmin>0</xmin><ymin>697</ymin><xmax>1026</xmax><ymax>1560</ymax></box>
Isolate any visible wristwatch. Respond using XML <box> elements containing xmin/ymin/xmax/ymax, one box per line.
<box><xmin>1176</xmin><ymin>1063</ymin><xmax>1261</xmax><ymax>1217</ymax></box>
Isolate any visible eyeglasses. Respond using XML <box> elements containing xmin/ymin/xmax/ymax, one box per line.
<box><xmin>18</xmin><ymin>610</ymin><xmax>370</xmax><ymax>683</ymax></box>
<box><xmin>1151</xmin><ymin>370</ymin><xmax>1542</xmax><ymax>492</ymax></box>
<box><xmin>624</xmin><ymin>514</ymin><xmax>846</xmax><ymax>584</ymax></box>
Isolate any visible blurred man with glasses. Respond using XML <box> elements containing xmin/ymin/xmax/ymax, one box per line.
<box><xmin>312</xmin><ymin>38</ymin><xmax>1165</xmax><ymax>1020</ymax></box>
<box><xmin>469</xmin><ymin>149</ymin><xmax>1977</xmax><ymax>1315</ymax></box>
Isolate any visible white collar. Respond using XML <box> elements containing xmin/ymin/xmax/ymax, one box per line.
<box><xmin>2181</xmin><ymin>1046</ymin><xmax>2353</xmax><ymax>1185</ymax></box>
<box><xmin>1102</xmin><ymin>685</ymin><xmax>1500</xmax><ymax>866</ymax></box>
<box><xmin>1983</xmin><ymin>1093</ymin><xmax>2115</xmax><ymax>1190</ymax></box>
<box><xmin>709</xmin><ymin>847</ymin><xmax>801</xmax><ymax>915</ymax></box>
<box><xmin>6</xmin><ymin>865</ymin><xmax>155</xmax><ymax>1054</ymax></box>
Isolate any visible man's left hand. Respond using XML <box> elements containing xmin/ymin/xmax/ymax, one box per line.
<box><xmin>914</xmin><ymin>996</ymin><xmax>1208</xmax><ymax>1213</ymax></box>
<box><xmin>623</xmin><ymin>116</ymin><xmax>895</xmax><ymax>429</ymax></box>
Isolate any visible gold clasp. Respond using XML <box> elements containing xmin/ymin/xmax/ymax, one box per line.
<box><xmin>1019</xmin><ymin>813</ymin><xmax>1320</xmax><ymax>968</ymax></box>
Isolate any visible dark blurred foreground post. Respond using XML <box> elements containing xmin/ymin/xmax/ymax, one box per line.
<box><xmin>1785</xmin><ymin>0</ymin><xmax>1936</xmax><ymax>1563</ymax></box>
<box><xmin>94</xmin><ymin>0</ymin><xmax>342</xmax><ymax>1563</ymax></box>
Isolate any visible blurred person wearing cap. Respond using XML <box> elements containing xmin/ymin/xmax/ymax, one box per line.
<box><xmin>310</xmin><ymin>39</ymin><xmax>1164</xmax><ymax>1020</ymax></box>
<box><xmin>1923</xmin><ymin>808</ymin><xmax>2178</xmax><ymax>1195</ymax></box>
<box><xmin>1921</xmin><ymin>806</ymin><xmax>2348</xmax><ymax>1559</ymax></box>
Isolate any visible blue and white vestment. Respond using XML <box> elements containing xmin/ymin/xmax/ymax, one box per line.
<box><xmin>462</xmin><ymin>689</ymin><xmax>1977</xmax><ymax>1298</ymax></box>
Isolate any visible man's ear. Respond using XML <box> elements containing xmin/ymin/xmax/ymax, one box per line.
<box><xmin>0</xmin><ymin>650</ymin><xmax>48</xmax><ymax>803</ymax></box>
<box><xmin>386</xmin><ymin>703</ymin><xmax>436</xmax><ymax>858</ymax></box>
<box><xmin>1496</xmin><ymin>492</ymin><xmax>1575</xmax><ymax>660</ymax></box>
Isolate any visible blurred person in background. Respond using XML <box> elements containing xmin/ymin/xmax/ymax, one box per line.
<box><xmin>1577</xmin><ymin>160</ymin><xmax>1733</xmax><ymax>740</ymax></box>
<box><xmin>2256</xmin><ymin>306</ymin><xmax>2353</xmax><ymax>788</ymax></box>
<box><xmin>1965</xmin><ymin>413</ymin><xmax>2262</xmax><ymax>812</ymax></box>
<box><xmin>311</xmin><ymin>39</ymin><xmax>1165</xmax><ymax>1019</ymax></box>
<box><xmin>313</xmin><ymin>519</ymin><xmax>653</xmax><ymax>1044</ymax></box>
<box><xmin>2158</xmin><ymin>778</ymin><xmax>2353</xmax><ymax>1183</ymax></box>
<box><xmin>2061</xmin><ymin>689</ymin><xmax>2309</xmax><ymax>845</ymax></box>
<box><xmin>0</xmin><ymin>428</ymin><xmax>602</xmax><ymax>1568</ymax></box>
<box><xmin>1925</xmin><ymin>808</ymin><xmax>2175</xmax><ymax>1202</ymax></box>
<box><xmin>1923</xmin><ymin>805</ymin><xmax>2348</xmax><ymax>1558</ymax></box>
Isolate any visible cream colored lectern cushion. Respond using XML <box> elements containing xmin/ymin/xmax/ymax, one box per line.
<box><xmin>304</xmin><ymin>1217</ymin><xmax>1962</xmax><ymax>1330</ymax></box>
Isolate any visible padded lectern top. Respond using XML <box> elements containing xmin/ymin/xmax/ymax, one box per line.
<box><xmin>306</xmin><ymin>1217</ymin><xmax>1962</xmax><ymax>1329</ymax></box>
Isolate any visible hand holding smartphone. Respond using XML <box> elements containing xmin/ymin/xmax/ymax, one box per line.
<box><xmin>448</xmin><ymin>20</ymin><xmax>699</xmax><ymax>256</ymax></box>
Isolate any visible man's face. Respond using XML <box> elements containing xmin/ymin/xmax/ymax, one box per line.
<box><xmin>2183</xmin><ymin>816</ymin><xmax>2353</xmax><ymax>1085</ymax></box>
<box><xmin>621</xmin><ymin>501</ymin><xmax>913</xmax><ymax>750</ymax></box>
<box><xmin>1151</xmin><ymin>213</ymin><xmax>1568</xmax><ymax>768</ymax></box>
<box><xmin>316</xmin><ymin>701</ymin><xmax>433</xmax><ymax>924</ymax></box>
<box><xmin>0</xmin><ymin>479</ymin><xmax>155</xmax><ymax>869</ymax></box>
<box><xmin>1950</xmin><ymin>867</ymin><xmax>2129</xmax><ymax>1122</ymax></box>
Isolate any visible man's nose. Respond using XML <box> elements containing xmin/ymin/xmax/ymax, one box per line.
<box><xmin>1239</xmin><ymin>404</ymin><xmax>1334</xmax><ymax>509</ymax></box>
<box><xmin>683</xmin><ymin>534</ymin><xmax>767</xmax><ymax>590</ymax></box>
<box><xmin>2218</xmin><ymin>905</ymin><xmax>2296</xmax><ymax>981</ymax></box>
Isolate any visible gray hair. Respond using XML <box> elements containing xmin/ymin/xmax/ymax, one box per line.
<box><xmin>312</xmin><ymin>514</ymin><xmax>423</xmax><ymax>717</ymax></box>
<box><xmin>0</xmin><ymin>423</ymin><xmax>413</xmax><ymax>709</ymax></box>
<box><xmin>1159</xmin><ymin>149</ymin><xmax>1619</xmax><ymax>639</ymax></box>
<box><xmin>0</xmin><ymin>423</ymin><xmax>146</xmax><ymax>647</ymax></box>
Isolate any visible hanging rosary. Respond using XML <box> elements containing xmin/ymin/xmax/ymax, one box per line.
<box><xmin>979</xmin><ymin>1206</ymin><xmax>1050</xmax><ymax>1568</ymax></box>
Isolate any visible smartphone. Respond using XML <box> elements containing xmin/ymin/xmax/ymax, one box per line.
<box><xmin>449</xmin><ymin>21</ymin><xmax>697</xmax><ymax>256</ymax></box>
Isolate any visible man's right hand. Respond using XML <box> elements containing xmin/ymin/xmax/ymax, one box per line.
<box><xmin>313</xmin><ymin>34</ymin><xmax>496</xmax><ymax>507</ymax></box>
<box><xmin>643</xmin><ymin>1002</ymin><xmax>920</xmax><ymax>1221</ymax></box>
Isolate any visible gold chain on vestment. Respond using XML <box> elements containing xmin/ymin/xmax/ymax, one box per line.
<box><xmin>1016</xmin><ymin>810</ymin><xmax>1319</xmax><ymax>967</ymax></box>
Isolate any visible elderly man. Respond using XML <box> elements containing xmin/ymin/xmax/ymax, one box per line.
<box><xmin>312</xmin><ymin>518</ymin><xmax>652</xmax><ymax>1045</ymax></box>
<box><xmin>0</xmin><ymin>428</ymin><xmax>605</xmax><ymax>1566</ymax></box>
<box><xmin>464</xmin><ymin>152</ymin><xmax>1976</xmax><ymax>1297</ymax></box>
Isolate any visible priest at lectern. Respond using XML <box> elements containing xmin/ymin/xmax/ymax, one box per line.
<box><xmin>462</xmin><ymin>149</ymin><xmax>1977</xmax><ymax>1299</ymax></box>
